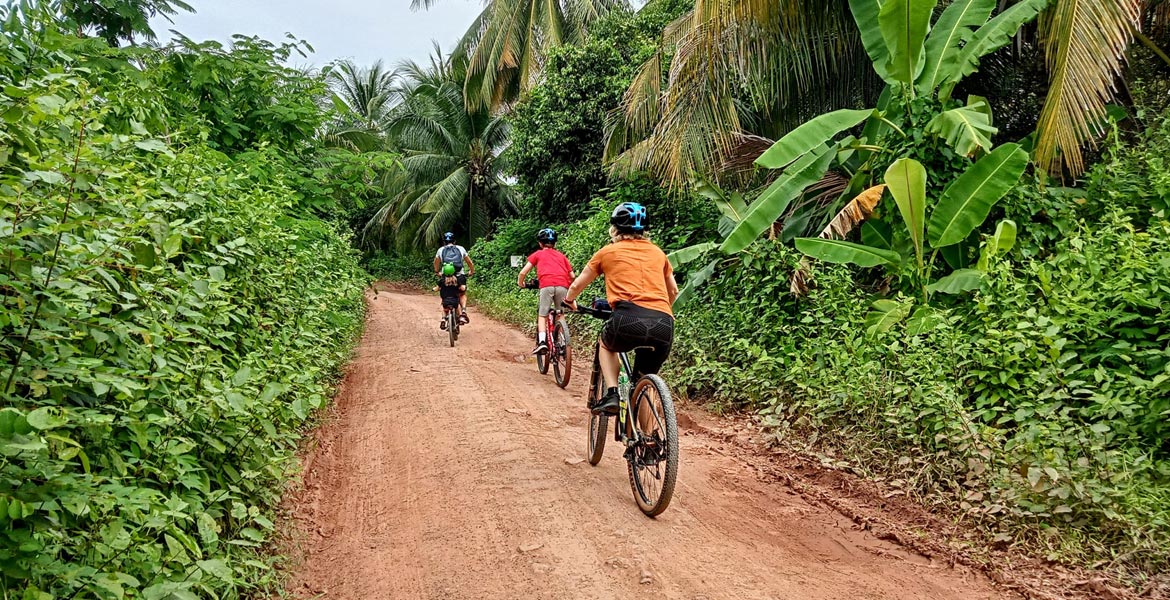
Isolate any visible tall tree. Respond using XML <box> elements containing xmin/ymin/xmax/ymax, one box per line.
<box><xmin>604</xmin><ymin>0</ymin><xmax>874</xmax><ymax>188</ymax></box>
<box><xmin>364</xmin><ymin>49</ymin><xmax>517</xmax><ymax>249</ymax></box>
<box><xmin>323</xmin><ymin>59</ymin><xmax>399</xmax><ymax>152</ymax></box>
<box><xmin>60</xmin><ymin>0</ymin><xmax>193</xmax><ymax>45</ymax></box>
<box><xmin>415</xmin><ymin>0</ymin><xmax>628</xmax><ymax>109</ymax></box>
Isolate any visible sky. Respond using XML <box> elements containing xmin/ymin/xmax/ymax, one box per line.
<box><xmin>150</xmin><ymin>0</ymin><xmax>484</xmax><ymax>68</ymax></box>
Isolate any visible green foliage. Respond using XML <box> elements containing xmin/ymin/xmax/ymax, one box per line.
<box><xmin>1084</xmin><ymin>111</ymin><xmax>1170</xmax><ymax>221</ymax></box>
<box><xmin>365</xmin><ymin>253</ymin><xmax>432</xmax><ymax>286</ymax></box>
<box><xmin>149</xmin><ymin>35</ymin><xmax>324</xmax><ymax>155</ymax></box>
<box><xmin>0</xmin><ymin>13</ymin><xmax>367</xmax><ymax>597</ymax></box>
<box><xmin>364</xmin><ymin>47</ymin><xmax>515</xmax><ymax>250</ymax></box>
<box><xmin>671</xmin><ymin>226</ymin><xmax>1170</xmax><ymax>576</ymax></box>
<box><xmin>509</xmin><ymin>6</ymin><xmax>679</xmax><ymax>222</ymax></box>
<box><xmin>59</xmin><ymin>0</ymin><xmax>193</xmax><ymax>45</ymax></box>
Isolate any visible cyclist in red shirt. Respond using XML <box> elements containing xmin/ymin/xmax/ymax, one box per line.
<box><xmin>517</xmin><ymin>228</ymin><xmax>575</xmax><ymax>355</ymax></box>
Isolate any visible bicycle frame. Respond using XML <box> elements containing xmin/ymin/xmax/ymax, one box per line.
<box><xmin>589</xmin><ymin>341</ymin><xmax>640</xmax><ymax>445</ymax></box>
<box><xmin>543</xmin><ymin>310</ymin><xmax>563</xmax><ymax>353</ymax></box>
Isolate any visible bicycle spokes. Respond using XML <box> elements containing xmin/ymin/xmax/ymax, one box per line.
<box><xmin>626</xmin><ymin>376</ymin><xmax>678</xmax><ymax>517</ymax></box>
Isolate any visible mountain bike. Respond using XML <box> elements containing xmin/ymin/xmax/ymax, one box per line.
<box><xmin>525</xmin><ymin>280</ymin><xmax>572</xmax><ymax>388</ymax></box>
<box><xmin>565</xmin><ymin>299</ymin><xmax>678</xmax><ymax>517</ymax></box>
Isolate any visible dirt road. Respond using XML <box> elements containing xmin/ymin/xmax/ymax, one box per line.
<box><xmin>287</xmin><ymin>288</ymin><xmax>1013</xmax><ymax>600</ymax></box>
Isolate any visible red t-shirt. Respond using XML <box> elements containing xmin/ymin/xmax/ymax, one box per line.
<box><xmin>527</xmin><ymin>248</ymin><xmax>573</xmax><ymax>288</ymax></box>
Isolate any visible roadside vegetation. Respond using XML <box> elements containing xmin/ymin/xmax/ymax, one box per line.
<box><xmin>0</xmin><ymin>1</ymin><xmax>379</xmax><ymax>596</ymax></box>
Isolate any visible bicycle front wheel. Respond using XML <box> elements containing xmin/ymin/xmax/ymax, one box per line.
<box><xmin>553</xmin><ymin>320</ymin><xmax>572</xmax><ymax>388</ymax></box>
<box><xmin>626</xmin><ymin>374</ymin><xmax>678</xmax><ymax>517</ymax></box>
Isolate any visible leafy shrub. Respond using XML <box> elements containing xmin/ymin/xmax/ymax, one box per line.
<box><xmin>1083</xmin><ymin>113</ymin><xmax>1170</xmax><ymax>222</ymax></box>
<box><xmin>670</xmin><ymin>216</ymin><xmax>1170</xmax><ymax>575</ymax></box>
<box><xmin>365</xmin><ymin>252</ymin><xmax>431</xmax><ymax>286</ymax></box>
<box><xmin>0</xmin><ymin>25</ymin><xmax>367</xmax><ymax>599</ymax></box>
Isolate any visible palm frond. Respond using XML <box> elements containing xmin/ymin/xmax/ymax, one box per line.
<box><xmin>1035</xmin><ymin>0</ymin><xmax>1141</xmax><ymax>176</ymax></box>
<box><xmin>605</xmin><ymin>0</ymin><xmax>872</xmax><ymax>187</ymax></box>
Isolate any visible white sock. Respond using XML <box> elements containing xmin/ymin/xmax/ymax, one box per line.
<box><xmin>538</xmin><ymin>332</ymin><xmax>546</xmax><ymax>343</ymax></box>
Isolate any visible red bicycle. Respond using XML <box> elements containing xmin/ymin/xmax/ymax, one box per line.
<box><xmin>525</xmin><ymin>280</ymin><xmax>572</xmax><ymax>388</ymax></box>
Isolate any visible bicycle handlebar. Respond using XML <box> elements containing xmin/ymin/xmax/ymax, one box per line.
<box><xmin>561</xmin><ymin>299</ymin><xmax>612</xmax><ymax>320</ymax></box>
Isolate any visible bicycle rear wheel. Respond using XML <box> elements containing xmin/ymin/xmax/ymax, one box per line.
<box><xmin>586</xmin><ymin>358</ymin><xmax>607</xmax><ymax>465</ymax></box>
<box><xmin>626</xmin><ymin>374</ymin><xmax>678</xmax><ymax>517</ymax></box>
<box><xmin>553</xmin><ymin>320</ymin><xmax>572</xmax><ymax>388</ymax></box>
<box><xmin>448</xmin><ymin>310</ymin><xmax>457</xmax><ymax>347</ymax></box>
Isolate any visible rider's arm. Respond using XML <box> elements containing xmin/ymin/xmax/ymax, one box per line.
<box><xmin>517</xmin><ymin>261</ymin><xmax>534</xmax><ymax>288</ymax></box>
<box><xmin>433</xmin><ymin>255</ymin><xmax>441</xmax><ymax>275</ymax></box>
<box><xmin>564</xmin><ymin>264</ymin><xmax>599</xmax><ymax>308</ymax></box>
<box><xmin>464</xmin><ymin>254</ymin><xmax>475</xmax><ymax>276</ymax></box>
<box><xmin>665</xmin><ymin>262</ymin><xmax>679</xmax><ymax>305</ymax></box>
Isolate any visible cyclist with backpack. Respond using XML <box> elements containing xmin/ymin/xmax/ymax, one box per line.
<box><xmin>433</xmin><ymin>232</ymin><xmax>474</xmax><ymax>325</ymax></box>
<box><xmin>435</xmin><ymin>263</ymin><xmax>462</xmax><ymax>330</ymax></box>
<box><xmin>517</xmin><ymin>228</ymin><xmax>574</xmax><ymax>355</ymax></box>
<box><xmin>563</xmin><ymin>202</ymin><xmax>678</xmax><ymax>415</ymax></box>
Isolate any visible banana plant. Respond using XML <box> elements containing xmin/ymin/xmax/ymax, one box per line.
<box><xmin>668</xmin><ymin>0</ymin><xmax>1049</xmax><ymax>303</ymax></box>
<box><xmin>796</xmin><ymin>147</ymin><xmax>1027</xmax><ymax>301</ymax></box>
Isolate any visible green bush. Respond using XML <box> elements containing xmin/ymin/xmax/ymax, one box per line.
<box><xmin>365</xmin><ymin>252</ymin><xmax>432</xmax><ymax>286</ymax></box>
<box><xmin>0</xmin><ymin>23</ymin><xmax>367</xmax><ymax>599</ymax></box>
<box><xmin>669</xmin><ymin>215</ymin><xmax>1170</xmax><ymax>575</ymax></box>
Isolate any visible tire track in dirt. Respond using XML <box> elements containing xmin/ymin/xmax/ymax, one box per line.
<box><xmin>285</xmin><ymin>288</ymin><xmax>1016</xmax><ymax>600</ymax></box>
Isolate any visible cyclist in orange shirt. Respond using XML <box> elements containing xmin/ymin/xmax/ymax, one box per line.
<box><xmin>564</xmin><ymin>202</ymin><xmax>678</xmax><ymax>415</ymax></box>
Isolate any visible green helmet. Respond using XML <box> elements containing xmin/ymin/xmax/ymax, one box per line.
<box><xmin>441</xmin><ymin>263</ymin><xmax>456</xmax><ymax>276</ymax></box>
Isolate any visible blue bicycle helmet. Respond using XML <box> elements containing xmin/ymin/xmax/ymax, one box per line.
<box><xmin>610</xmin><ymin>202</ymin><xmax>648</xmax><ymax>233</ymax></box>
<box><xmin>443</xmin><ymin>232</ymin><xmax>456</xmax><ymax>243</ymax></box>
<box><xmin>536</xmin><ymin>228</ymin><xmax>557</xmax><ymax>244</ymax></box>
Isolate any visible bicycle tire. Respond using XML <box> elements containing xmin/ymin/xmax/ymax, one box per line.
<box><xmin>448</xmin><ymin>310</ymin><xmax>457</xmax><ymax>347</ymax></box>
<box><xmin>553</xmin><ymin>320</ymin><xmax>572</xmax><ymax>388</ymax></box>
<box><xmin>586</xmin><ymin>364</ymin><xmax>607</xmax><ymax>465</ymax></box>
<box><xmin>626</xmin><ymin>374</ymin><xmax>678</xmax><ymax>517</ymax></box>
<box><xmin>536</xmin><ymin>330</ymin><xmax>549</xmax><ymax>374</ymax></box>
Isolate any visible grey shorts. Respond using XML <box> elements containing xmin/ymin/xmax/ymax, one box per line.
<box><xmin>538</xmin><ymin>286</ymin><xmax>569</xmax><ymax>316</ymax></box>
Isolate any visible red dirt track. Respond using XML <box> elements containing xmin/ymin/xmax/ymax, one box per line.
<box><xmin>286</xmin><ymin>288</ymin><xmax>1014</xmax><ymax>600</ymax></box>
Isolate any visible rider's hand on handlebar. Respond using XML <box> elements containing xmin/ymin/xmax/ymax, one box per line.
<box><xmin>562</xmin><ymin>298</ymin><xmax>579</xmax><ymax>312</ymax></box>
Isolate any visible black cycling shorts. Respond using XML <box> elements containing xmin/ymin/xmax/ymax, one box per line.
<box><xmin>600</xmin><ymin>301</ymin><xmax>674</xmax><ymax>378</ymax></box>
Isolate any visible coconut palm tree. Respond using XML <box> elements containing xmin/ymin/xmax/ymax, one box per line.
<box><xmin>363</xmin><ymin>49</ymin><xmax>517</xmax><ymax>249</ymax></box>
<box><xmin>322</xmin><ymin>59</ymin><xmax>398</xmax><ymax>152</ymax></box>
<box><xmin>416</xmin><ymin>0</ymin><xmax>628</xmax><ymax>109</ymax></box>
<box><xmin>328</xmin><ymin>60</ymin><xmax>397</xmax><ymax>130</ymax></box>
<box><xmin>1032</xmin><ymin>0</ymin><xmax>1144</xmax><ymax>176</ymax></box>
<box><xmin>603</xmin><ymin>0</ymin><xmax>875</xmax><ymax>188</ymax></box>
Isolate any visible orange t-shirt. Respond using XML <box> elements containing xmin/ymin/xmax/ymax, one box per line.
<box><xmin>586</xmin><ymin>238</ymin><xmax>675</xmax><ymax>317</ymax></box>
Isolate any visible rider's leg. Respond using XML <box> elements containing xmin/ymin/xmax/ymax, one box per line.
<box><xmin>599</xmin><ymin>343</ymin><xmax>620</xmax><ymax>389</ymax></box>
<box><xmin>589</xmin><ymin>341</ymin><xmax>622</xmax><ymax>415</ymax></box>
<box><xmin>533</xmin><ymin>288</ymin><xmax>553</xmax><ymax>354</ymax></box>
<box><xmin>458</xmin><ymin>283</ymin><xmax>469</xmax><ymax>323</ymax></box>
